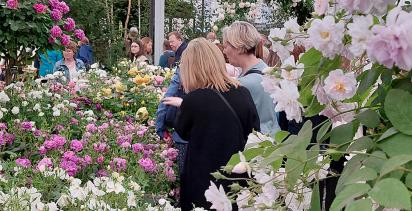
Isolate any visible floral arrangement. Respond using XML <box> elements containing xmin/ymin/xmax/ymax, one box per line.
<box><xmin>0</xmin><ymin>64</ymin><xmax>179</xmax><ymax>209</ymax></box>
<box><xmin>205</xmin><ymin>0</ymin><xmax>412</xmax><ymax>210</ymax></box>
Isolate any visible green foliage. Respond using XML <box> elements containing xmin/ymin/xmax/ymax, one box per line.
<box><xmin>369</xmin><ymin>178</ymin><xmax>411</xmax><ymax>210</ymax></box>
<box><xmin>384</xmin><ymin>89</ymin><xmax>412</xmax><ymax>135</ymax></box>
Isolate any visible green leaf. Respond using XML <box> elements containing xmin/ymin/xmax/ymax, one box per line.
<box><xmin>347</xmin><ymin>136</ymin><xmax>374</xmax><ymax>152</ymax></box>
<box><xmin>344</xmin><ymin>167</ymin><xmax>377</xmax><ymax>185</ymax></box>
<box><xmin>377</xmin><ymin>127</ymin><xmax>398</xmax><ymax>142</ymax></box>
<box><xmin>405</xmin><ymin>173</ymin><xmax>412</xmax><ymax>189</ymax></box>
<box><xmin>363</xmin><ymin>151</ymin><xmax>387</xmax><ymax>172</ymax></box>
<box><xmin>369</xmin><ymin>178</ymin><xmax>411</xmax><ymax>210</ymax></box>
<box><xmin>227</xmin><ymin>148</ymin><xmax>264</xmax><ymax>166</ymax></box>
<box><xmin>310</xmin><ymin>182</ymin><xmax>321</xmax><ymax>211</ymax></box>
<box><xmin>336</xmin><ymin>154</ymin><xmax>368</xmax><ymax>193</ymax></box>
<box><xmin>305</xmin><ymin>144</ymin><xmax>320</xmax><ymax>173</ymax></box>
<box><xmin>380</xmin><ymin>154</ymin><xmax>412</xmax><ymax>177</ymax></box>
<box><xmin>345</xmin><ymin>199</ymin><xmax>373</xmax><ymax>211</ymax></box>
<box><xmin>356</xmin><ymin>109</ymin><xmax>380</xmax><ymax>128</ymax></box>
<box><xmin>316</xmin><ymin>120</ymin><xmax>331</xmax><ymax>142</ymax></box>
<box><xmin>330</xmin><ymin>183</ymin><xmax>371</xmax><ymax>211</ymax></box>
<box><xmin>275</xmin><ymin>130</ymin><xmax>289</xmax><ymax>144</ymax></box>
<box><xmin>304</xmin><ymin>98</ymin><xmax>326</xmax><ymax>117</ymax></box>
<box><xmin>384</xmin><ymin>89</ymin><xmax>412</xmax><ymax>135</ymax></box>
<box><xmin>330</xmin><ymin>122</ymin><xmax>355</xmax><ymax>146</ymax></box>
<box><xmin>378</xmin><ymin>133</ymin><xmax>412</xmax><ymax>157</ymax></box>
<box><xmin>285</xmin><ymin>151</ymin><xmax>306</xmax><ymax>190</ymax></box>
<box><xmin>356</xmin><ymin>66</ymin><xmax>384</xmax><ymax>96</ymax></box>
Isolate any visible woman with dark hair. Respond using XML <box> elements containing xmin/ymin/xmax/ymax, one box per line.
<box><xmin>158</xmin><ymin>40</ymin><xmax>175</xmax><ymax>68</ymax></box>
<box><xmin>140</xmin><ymin>37</ymin><xmax>153</xmax><ymax>64</ymax></box>
<box><xmin>129</xmin><ymin>41</ymin><xmax>149</xmax><ymax>64</ymax></box>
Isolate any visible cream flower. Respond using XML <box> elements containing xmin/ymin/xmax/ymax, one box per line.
<box><xmin>232</xmin><ymin>151</ymin><xmax>251</xmax><ymax>177</ymax></box>
<box><xmin>323</xmin><ymin>69</ymin><xmax>357</xmax><ymax>101</ymax></box>
<box><xmin>204</xmin><ymin>181</ymin><xmax>232</xmax><ymax>211</ymax></box>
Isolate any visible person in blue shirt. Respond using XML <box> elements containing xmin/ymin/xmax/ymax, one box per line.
<box><xmin>156</xmin><ymin>32</ymin><xmax>188</xmax><ymax>174</ymax></box>
<box><xmin>158</xmin><ymin>40</ymin><xmax>175</xmax><ymax>68</ymax></box>
<box><xmin>34</xmin><ymin>50</ymin><xmax>62</xmax><ymax>77</ymax></box>
<box><xmin>76</xmin><ymin>37</ymin><xmax>93</xmax><ymax>69</ymax></box>
<box><xmin>54</xmin><ymin>42</ymin><xmax>85</xmax><ymax>82</ymax></box>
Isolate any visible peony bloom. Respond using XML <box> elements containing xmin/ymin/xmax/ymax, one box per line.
<box><xmin>74</xmin><ymin>29</ymin><xmax>85</xmax><ymax>40</ymax></box>
<box><xmin>165</xmin><ymin>167</ymin><xmax>176</xmax><ymax>181</ymax></box>
<box><xmin>314</xmin><ymin>0</ymin><xmax>329</xmax><ymax>15</ymax></box>
<box><xmin>16</xmin><ymin>158</ymin><xmax>31</xmax><ymax>168</ymax></box>
<box><xmin>138</xmin><ymin>157</ymin><xmax>157</xmax><ymax>172</ymax></box>
<box><xmin>204</xmin><ymin>181</ymin><xmax>232</xmax><ymax>211</ymax></box>
<box><xmin>33</xmin><ymin>3</ymin><xmax>48</xmax><ymax>13</ymax></box>
<box><xmin>348</xmin><ymin>15</ymin><xmax>374</xmax><ymax>57</ymax></box>
<box><xmin>57</xmin><ymin>1</ymin><xmax>70</xmax><ymax>14</ymax></box>
<box><xmin>50</xmin><ymin>9</ymin><xmax>63</xmax><ymax>21</ymax></box>
<box><xmin>96</xmin><ymin>155</ymin><xmax>104</xmax><ymax>164</ymax></box>
<box><xmin>323</xmin><ymin>69</ymin><xmax>357</xmax><ymax>101</ymax></box>
<box><xmin>366</xmin><ymin>7</ymin><xmax>412</xmax><ymax>70</ymax></box>
<box><xmin>37</xmin><ymin>157</ymin><xmax>53</xmax><ymax>171</ymax></box>
<box><xmin>63</xmin><ymin>18</ymin><xmax>76</xmax><ymax>31</ymax></box>
<box><xmin>153</xmin><ymin>75</ymin><xmax>165</xmax><ymax>86</ymax></box>
<box><xmin>86</xmin><ymin>123</ymin><xmax>98</xmax><ymax>133</ymax></box>
<box><xmin>132</xmin><ymin>143</ymin><xmax>144</xmax><ymax>154</ymax></box>
<box><xmin>21</xmin><ymin>121</ymin><xmax>34</xmax><ymax>131</ymax></box>
<box><xmin>60</xmin><ymin>34</ymin><xmax>71</xmax><ymax>46</ymax></box>
<box><xmin>6</xmin><ymin>0</ymin><xmax>18</xmax><ymax>9</ymax></box>
<box><xmin>70</xmin><ymin>140</ymin><xmax>83</xmax><ymax>152</ymax></box>
<box><xmin>308</xmin><ymin>16</ymin><xmax>345</xmax><ymax>59</ymax></box>
<box><xmin>50</xmin><ymin>25</ymin><xmax>62</xmax><ymax>38</ymax></box>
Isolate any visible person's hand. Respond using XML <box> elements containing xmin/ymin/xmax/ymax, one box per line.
<box><xmin>162</xmin><ymin>97</ymin><xmax>183</xmax><ymax>107</ymax></box>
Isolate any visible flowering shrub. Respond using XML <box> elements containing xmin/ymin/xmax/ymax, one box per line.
<box><xmin>0</xmin><ymin>65</ymin><xmax>179</xmax><ymax>209</ymax></box>
<box><xmin>209</xmin><ymin>1</ymin><xmax>412</xmax><ymax>210</ymax></box>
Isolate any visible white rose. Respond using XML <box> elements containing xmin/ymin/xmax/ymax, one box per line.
<box><xmin>239</xmin><ymin>2</ymin><xmax>245</xmax><ymax>8</ymax></box>
<box><xmin>53</xmin><ymin>109</ymin><xmax>61</xmax><ymax>117</ymax></box>
<box><xmin>213</xmin><ymin>25</ymin><xmax>219</xmax><ymax>31</ymax></box>
<box><xmin>11</xmin><ymin>106</ymin><xmax>19</xmax><ymax>115</ymax></box>
<box><xmin>22</xmin><ymin>101</ymin><xmax>28</xmax><ymax>107</ymax></box>
<box><xmin>38</xmin><ymin>112</ymin><xmax>44</xmax><ymax>117</ymax></box>
<box><xmin>0</xmin><ymin>91</ymin><xmax>10</xmax><ymax>103</ymax></box>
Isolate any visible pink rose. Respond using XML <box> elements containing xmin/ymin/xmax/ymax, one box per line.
<box><xmin>16</xmin><ymin>158</ymin><xmax>31</xmax><ymax>168</ymax></box>
<box><xmin>33</xmin><ymin>3</ymin><xmax>48</xmax><ymax>13</ymax></box>
<box><xmin>6</xmin><ymin>0</ymin><xmax>18</xmax><ymax>9</ymax></box>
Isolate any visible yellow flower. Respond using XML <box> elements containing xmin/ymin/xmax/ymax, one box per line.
<box><xmin>164</xmin><ymin>70</ymin><xmax>173</xmax><ymax>79</ymax></box>
<box><xmin>128</xmin><ymin>67</ymin><xmax>140</xmax><ymax>76</ymax></box>
<box><xmin>133</xmin><ymin>75</ymin><xmax>151</xmax><ymax>85</ymax></box>
<box><xmin>120</xmin><ymin>111</ymin><xmax>126</xmax><ymax>116</ymax></box>
<box><xmin>114</xmin><ymin>82</ymin><xmax>126</xmax><ymax>93</ymax></box>
<box><xmin>135</xmin><ymin>107</ymin><xmax>149</xmax><ymax>121</ymax></box>
<box><xmin>101</xmin><ymin>88</ymin><xmax>112</xmax><ymax>97</ymax></box>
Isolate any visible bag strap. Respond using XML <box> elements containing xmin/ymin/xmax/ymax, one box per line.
<box><xmin>243</xmin><ymin>69</ymin><xmax>263</xmax><ymax>76</ymax></box>
<box><xmin>211</xmin><ymin>89</ymin><xmax>244</xmax><ymax>138</ymax></box>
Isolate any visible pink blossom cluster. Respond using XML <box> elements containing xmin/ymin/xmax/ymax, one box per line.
<box><xmin>49</xmin><ymin>0</ymin><xmax>70</xmax><ymax>14</ymax></box>
<box><xmin>86</xmin><ymin>123</ymin><xmax>98</xmax><ymax>133</ymax></box>
<box><xmin>36</xmin><ymin>157</ymin><xmax>53</xmax><ymax>171</ymax></box>
<box><xmin>93</xmin><ymin>142</ymin><xmax>109</xmax><ymax>153</ymax></box>
<box><xmin>110</xmin><ymin>158</ymin><xmax>127</xmax><ymax>172</ymax></box>
<box><xmin>132</xmin><ymin>143</ymin><xmax>144</xmax><ymax>154</ymax></box>
<box><xmin>366</xmin><ymin>7</ymin><xmax>412</xmax><ymax>71</ymax></box>
<box><xmin>50</xmin><ymin>25</ymin><xmax>63</xmax><ymax>38</ymax></box>
<box><xmin>60</xmin><ymin>34</ymin><xmax>71</xmax><ymax>46</ymax></box>
<box><xmin>161</xmin><ymin>148</ymin><xmax>179</xmax><ymax>161</ymax></box>
<box><xmin>50</xmin><ymin>9</ymin><xmax>63</xmax><ymax>21</ymax></box>
<box><xmin>63</xmin><ymin>18</ymin><xmax>76</xmax><ymax>31</ymax></box>
<box><xmin>0</xmin><ymin>131</ymin><xmax>15</xmax><ymax>146</ymax></box>
<box><xmin>15</xmin><ymin>158</ymin><xmax>31</xmax><ymax>168</ymax></box>
<box><xmin>42</xmin><ymin>134</ymin><xmax>67</xmax><ymax>151</ymax></box>
<box><xmin>138</xmin><ymin>157</ymin><xmax>157</xmax><ymax>173</ymax></box>
<box><xmin>165</xmin><ymin>167</ymin><xmax>176</xmax><ymax>181</ymax></box>
<box><xmin>116</xmin><ymin>134</ymin><xmax>133</xmax><ymax>146</ymax></box>
<box><xmin>33</xmin><ymin>3</ymin><xmax>48</xmax><ymax>13</ymax></box>
<box><xmin>6</xmin><ymin>0</ymin><xmax>18</xmax><ymax>9</ymax></box>
<box><xmin>74</xmin><ymin>29</ymin><xmax>85</xmax><ymax>40</ymax></box>
<box><xmin>20</xmin><ymin>121</ymin><xmax>34</xmax><ymax>131</ymax></box>
<box><xmin>70</xmin><ymin>139</ymin><xmax>83</xmax><ymax>152</ymax></box>
<box><xmin>60</xmin><ymin>151</ymin><xmax>81</xmax><ymax>176</ymax></box>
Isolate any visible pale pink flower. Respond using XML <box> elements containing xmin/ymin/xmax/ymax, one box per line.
<box><xmin>367</xmin><ymin>7</ymin><xmax>412</xmax><ymax>70</ymax></box>
<box><xmin>153</xmin><ymin>76</ymin><xmax>165</xmax><ymax>86</ymax></box>
<box><xmin>110</xmin><ymin>158</ymin><xmax>127</xmax><ymax>172</ymax></box>
<box><xmin>204</xmin><ymin>181</ymin><xmax>232</xmax><ymax>211</ymax></box>
<box><xmin>323</xmin><ymin>69</ymin><xmax>357</xmax><ymax>101</ymax></box>
<box><xmin>254</xmin><ymin>183</ymin><xmax>279</xmax><ymax>208</ymax></box>
<box><xmin>312</xmin><ymin>79</ymin><xmax>330</xmax><ymax>105</ymax></box>
<box><xmin>70</xmin><ymin>140</ymin><xmax>83</xmax><ymax>152</ymax></box>
<box><xmin>337</xmin><ymin>0</ymin><xmax>372</xmax><ymax>14</ymax></box>
<box><xmin>165</xmin><ymin>167</ymin><xmax>176</xmax><ymax>181</ymax></box>
<box><xmin>269</xmin><ymin>80</ymin><xmax>304</xmax><ymax>122</ymax></box>
<box><xmin>261</xmin><ymin>75</ymin><xmax>279</xmax><ymax>95</ymax></box>
<box><xmin>37</xmin><ymin>157</ymin><xmax>53</xmax><ymax>171</ymax></box>
<box><xmin>314</xmin><ymin>0</ymin><xmax>329</xmax><ymax>15</ymax></box>
<box><xmin>348</xmin><ymin>15</ymin><xmax>374</xmax><ymax>57</ymax></box>
<box><xmin>138</xmin><ymin>158</ymin><xmax>156</xmax><ymax>172</ymax></box>
<box><xmin>280</xmin><ymin>56</ymin><xmax>304</xmax><ymax>83</ymax></box>
<box><xmin>320</xmin><ymin>102</ymin><xmax>357</xmax><ymax>123</ymax></box>
<box><xmin>370</xmin><ymin>0</ymin><xmax>396</xmax><ymax>16</ymax></box>
<box><xmin>308</xmin><ymin>16</ymin><xmax>345</xmax><ymax>59</ymax></box>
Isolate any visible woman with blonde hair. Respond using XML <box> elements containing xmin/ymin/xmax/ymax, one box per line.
<box><xmin>223</xmin><ymin>21</ymin><xmax>280</xmax><ymax>136</ymax></box>
<box><xmin>163</xmin><ymin>38</ymin><xmax>259</xmax><ymax>210</ymax></box>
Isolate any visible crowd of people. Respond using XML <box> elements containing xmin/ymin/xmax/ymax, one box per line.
<box><xmin>155</xmin><ymin>21</ymin><xmax>293</xmax><ymax>210</ymax></box>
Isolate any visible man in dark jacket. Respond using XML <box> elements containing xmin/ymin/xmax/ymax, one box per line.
<box><xmin>168</xmin><ymin>31</ymin><xmax>187</xmax><ymax>67</ymax></box>
<box><xmin>77</xmin><ymin>37</ymin><xmax>93</xmax><ymax>69</ymax></box>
